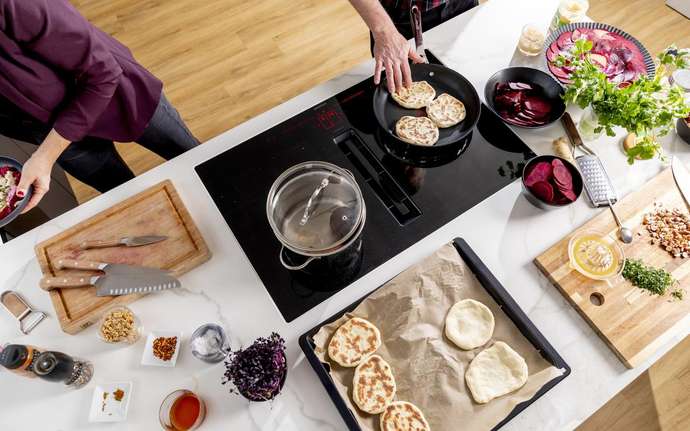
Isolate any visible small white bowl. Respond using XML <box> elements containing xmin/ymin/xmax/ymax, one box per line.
<box><xmin>88</xmin><ymin>382</ymin><xmax>133</xmax><ymax>423</ymax></box>
<box><xmin>141</xmin><ymin>330</ymin><xmax>183</xmax><ymax>367</ymax></box>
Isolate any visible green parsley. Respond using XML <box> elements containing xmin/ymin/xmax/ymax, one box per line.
<box><xmin>556</xmin><ymin>41</ymin><xmax>690</xmax><ymax>164</ymax></box>
<box><xmin>622</xmin><ymin>259</ymin><xmax>682</xmax><ymax>300</ymax></box>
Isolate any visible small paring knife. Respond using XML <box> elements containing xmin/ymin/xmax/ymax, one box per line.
<box><xmin>39</xmin><ymin>258</ymin><xmax>181</xmax><ymax>297</ymax></box>
<box><xmin>79</xmin><ymin>235</ymin><xmax>167</xmax><ymax>250</ymax></box>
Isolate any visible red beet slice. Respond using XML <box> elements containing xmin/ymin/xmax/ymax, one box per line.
<box><xmin>590</xmin><ymin>53</ymin><xmax>608</xmax><ymax>69</ymax></box>
<box><xmin>557</xmin><ymin>31</ymin><xmax>574</xmax><ymax>50</ymax></box>
<box><xmin>525</xmin><ymin>161</ymin><xmax>553</xmax><ymax>187</ymax></box>
<box><xmin>530</xmin><ymin>181</ymin><xmax>555</xmax><ymax>202</ymax></box>
<box><xmin>548</xmin><ymin>61</ymin><xmax>572</xmax><ymax>81</ymax></box>
<box><xmin>552</xmin><ymin>160</ymin><xmax>573</xmax><ymax>184</ymax></box>
<box><xmin>561</xmin><ymin>188</ymin><xmax>577</xmax><ymax>201</ymax></box>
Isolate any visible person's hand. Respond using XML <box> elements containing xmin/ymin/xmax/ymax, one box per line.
<box><xmin>373</xmin><ymin>28</ymin><xmax>424</xmax><ymax>94</ymax></box>
<box><xmin>16</xmin><ymin>152</ymin><xmax>54</xmax><ymax>213</ymax></box>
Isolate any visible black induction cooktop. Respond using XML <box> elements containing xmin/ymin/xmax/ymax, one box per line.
<box><xmin>195</xmin><ymin>52</ymin><xmax>535</xmax><ymax>322</ymax></box>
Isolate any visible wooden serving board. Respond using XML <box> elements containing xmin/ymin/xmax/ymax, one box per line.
<box><xmin>35</xmin><ymin>180</ymin><xmax>211</xmax><ymax>334</ymax></box>
<box><xmin>535</xmin><ymin>168</ymin><xmax>690</xmax><ymax>368</ymax></box>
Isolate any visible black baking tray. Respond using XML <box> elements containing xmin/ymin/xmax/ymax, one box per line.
<box><xmin>299</xmin><ymin>238</ymin><xmax>571</xmax><ymax>431</ymax></box>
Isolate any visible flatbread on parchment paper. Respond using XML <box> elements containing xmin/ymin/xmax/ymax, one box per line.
<box><xmin>380</xmin><ymin>401</ymin><xmax>430</xmax><ymax>431</ymax></box>
<box><xmin>391</xmin><ymin>81</ymin><xmax>436</xmax><ymax>109</ymax></box>
<box><xmin>445</xmin><ymin>298</ymin><xmax>495</xmax><ymax>350</ymax></box>
<box><xmin>328</xmin><ymin>317</ymin><xmax>382</xmax><ymax>367</ymax></box>
<box><xmin>353</xmin><ymin>354</ymin><xmax>397</xmax><ymax>414</ymax></box>
<box><xmin>313</xmin><ymin>243</ymin><xmax>564</xmax><ymax>431</ymax></box>
<box><xmin>466</xmin><ymin>341</ymin><xmax>529</xmax><ymax>404</ymax></box>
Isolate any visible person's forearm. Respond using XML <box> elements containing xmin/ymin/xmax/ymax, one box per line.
<box><xmin>348</xmin><ymin>0</ymin><xmax>397</xmax><ymax>37</ymax></box>
<box><xmin>34</xmin><ymin>129</ymin><xmax>71</xmax><ymax>163</ymax></box>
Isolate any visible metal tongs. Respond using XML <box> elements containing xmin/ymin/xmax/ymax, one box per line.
<box><xmin>410</xmin><ymin>5</ymin><xmax>428</xmax><ymax>64</ymax></box>
<box><xmin>561</xmin><ymin>112</ymin><xmax>597</xmax><ymax>159</ymax></box>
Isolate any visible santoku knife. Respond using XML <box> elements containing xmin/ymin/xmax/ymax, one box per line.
<box><xmin>79</xmin><ymin>235</ymin><xmax>167</xmax><ymax>250</ymax></box>
<box><xmin>39</xmin><ymin>259</ymin><xmax>181</xmax><ymax>297</ymax></box>
<box><xmin>672</xmin><ymin>157</ymin><xmax>690</xmax><ymax>208</ymax></box>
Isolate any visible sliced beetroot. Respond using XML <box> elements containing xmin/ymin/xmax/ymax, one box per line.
<box><xmin>557</xmin><ymin>31</ymin><xmax>574</xmax><ymax>50</ymax></box>
<box><xmin>548</xmin><ymin>61</ymin><xmax>571</xmax><ymax>80</ymax></box>
<box><xmin>589</xmin><ymin>53</ymin><xmax>608</xmax><ymax>69</ymax></box>
<box><xmin>525</xmin><ymin>161</ymin><xmax>553</xmax><ymax>186</ymax></box>
<box><xmin>560</xmin><ymin>188</ymin><xmax>577</xmax><ymax>202</ymax></box>
<box><xmin>592</xmin><ymin>29</ymin><xmax>614</xmax><ymax>40</ymax></box>
<box><xmin>508</xmin><ymin>82</ymin><xmax>533</xmax><ymax>90</ymax></box>
<box><xmin>546</xmin><ymin>48</ymin><xmax>559</xmax><ymax>63</ymax></box>
<box><xmin>530</xmin><ymin>181</ymin><xmax>555</xmax><ymax>202</ymax></box>
<box><xmin>571</xmin><ymin>28</ymin><xmax>583</xmax><ymax>42</ymax></box>
<box><xmin>523</xmin><ymin>96</ymin><xmax>551</xmax><ymax>117</ymax></box>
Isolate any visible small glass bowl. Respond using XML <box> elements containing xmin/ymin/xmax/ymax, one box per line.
<box><xmin>97</xmin><ymin>305</ymin><xmax>142</xmax><ymax>344</ymax></box>
<box><xmin>568</xmin><ymin>230</ymin><xmax>625</xmax><ymax>281</ymax></box>
<box><xmin>159</xmin><ymin>389</ymin><xmax>206</xmax><ymax>431</ymax></box>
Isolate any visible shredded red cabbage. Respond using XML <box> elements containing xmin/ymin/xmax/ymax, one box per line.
<box><xmin>0</xmin><ymin>166</ymin><xmax>21</xmax><ymax>219</ymax></box>
<box><xmin>223</xmin><ymin>332</ymin><xmax>287</xmax><ymax>401</ymax></box>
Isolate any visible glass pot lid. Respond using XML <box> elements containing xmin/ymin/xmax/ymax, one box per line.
<box><xmin>267</xmin><ymin>161</ymin><xmax>364</xmax><ymax>254</ymax></box>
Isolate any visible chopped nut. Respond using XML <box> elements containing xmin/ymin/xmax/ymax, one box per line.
<box><xmin>100</xmin><ymin>308</ymin><xmax>136</xmax><ymax>343</ymax></box>
<box><xmin>644</xmin><ymin>204</ymin><xmax>690</xmax><ymax>258</ymax></box>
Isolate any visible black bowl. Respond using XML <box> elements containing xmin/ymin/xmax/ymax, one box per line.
<box><xmin>0</xmin><ymin>156</ymin><xmax>32</xmax><ymax>228</ymax></box>
<box><xmin>484</xmin><ymin>67</ymin><xmax>566</xmax><ymax>129</ymax></box>
<box><xmin>677</xmin><ymin>117</ymin><xmax>690</xmax><ymax>145</ymax></box>
<box><xmin>521</xmin><ymin>155</ymin><xmax>583</xmax><ymax>210</ymax></box>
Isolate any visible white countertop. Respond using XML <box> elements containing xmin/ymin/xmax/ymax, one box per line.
<box><xmin>1</xmin><ymin>0</ymin><xmax>689</xmax><ymax>429</ymax></box>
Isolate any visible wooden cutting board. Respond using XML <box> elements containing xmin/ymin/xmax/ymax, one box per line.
<box><xmin>535</xmin><ymin>168</ymin><xmax>690</xmax><ymax>368</ymax></box>
<box><xmin>35</xmin><ymin>180</ymin><xmax>211</xmax><ymax>334</ymax></box>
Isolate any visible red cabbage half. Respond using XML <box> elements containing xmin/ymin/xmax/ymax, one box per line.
<box><xmin>223</xmin><ymin>332</ymin><xmax>287</xmax><ymax>401</ymax></box>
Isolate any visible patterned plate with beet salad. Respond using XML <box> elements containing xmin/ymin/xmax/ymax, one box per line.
<box><xmin>544</xmin><ymin>22</ymin><xmax>655</xmax><ymax>87</ymax></box>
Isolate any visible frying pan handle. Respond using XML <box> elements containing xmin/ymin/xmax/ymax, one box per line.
<box><xmin>409</xmin><ymin>5</ymin><xmax>428</xmax><ymax>63</ymax></box>
<box><xmin>279</xmin><ymin>246</ymin><xmax>317</xmax><ymax>271</ymax></box>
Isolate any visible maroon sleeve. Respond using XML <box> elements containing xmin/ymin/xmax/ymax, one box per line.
<box><xmin>3</xmin><ymin>0</ymin><xmax>122</xmax><ymax>141</ymax></box>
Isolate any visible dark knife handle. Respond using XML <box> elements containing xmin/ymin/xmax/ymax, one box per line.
<box><xmin>561</xmin><ymin>112</ymin><xmax>584</xmax><ymax>148</ymax></box>
<box><xmin>409</xmin><ymin>5</ymin><xmax>427</xmax><ymax>63</ymax></box>
<box><xmin>40</xmin><ymin>276</ymin><xmax>96</xmax><ymax>291</ymax></box>
<box><xmin>55</xmin><ymin>258</ymin><xmax>107</xmax><ymax>271</ymax></box>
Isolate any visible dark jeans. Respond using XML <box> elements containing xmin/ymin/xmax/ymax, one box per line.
<box><xmin>370</xmin><ymin>0</ymin><xmax>479</xmax><ymax>55</ymax></box>
<box><xmin>0</xmin><ymin>93</ymin><xmax>199</xmax><ymax>193</ymax></box>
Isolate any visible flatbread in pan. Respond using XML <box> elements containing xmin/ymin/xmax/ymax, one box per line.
<box><xmin>395</xmin><ymin>116</ymin><xmax>439</xmax><ymax>146</ymax></box>
<box><xmin>427</xmin><ymin>93</ymin><xmax>466</xmax><ymax>128</ymax></box>
<box><xmin>391</xmin><ymin>81</ymin><xmax>436</xmax><ymax>109</ymax></box>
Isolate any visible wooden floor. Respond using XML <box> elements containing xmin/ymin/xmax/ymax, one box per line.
<box><xmin>70</xmin><ymin>0</ymin><xmax>370</xmax><ymax>201</ymax></box>
<box><xmin>578</xmin><ymin>335</ymin><xmax>690</xmax><ymax>431</ymax></box>
<box><xmin>61</xmin><ymin>0</ymin><xmax>690</xmax><ymax>429</ymax></box>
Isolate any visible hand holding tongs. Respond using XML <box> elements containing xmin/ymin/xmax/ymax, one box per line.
<box><xmin>410</xmin><ymin>5</ymin><xmax>428</xmax><ymax>64</ymax></box>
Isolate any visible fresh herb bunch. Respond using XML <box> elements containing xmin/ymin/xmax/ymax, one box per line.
<box><xmin>657</xmin><ymin>45</ymin><xmax>690</xmax><ymax>72</ymax></box>
<box><xmin>556</xmin><ymin>40</ymin><xmax>690</xmax><ymax>163</ymax></box>
<box><xmin>223</xmin><ymin>332</ymin><xmax>287</xmax><ymax>401</ymax></box>
<box><xmin>622</xmin><ymin>258</ymin><xmax>683</xmax><ymax>300</ymax></box>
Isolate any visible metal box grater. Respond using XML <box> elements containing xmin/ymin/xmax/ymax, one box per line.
<box><xmin>575</xmin><ymin>154</ymin><xmax>617</xmax><ymax>207</ymax></box>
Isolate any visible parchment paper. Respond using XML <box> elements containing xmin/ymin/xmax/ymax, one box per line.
<box><xmin>313</xmin><ymin>243</ymin><xmax>564</xmax><ymax>431</ymax></box>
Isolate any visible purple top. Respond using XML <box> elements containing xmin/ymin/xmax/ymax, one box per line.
<box><xmin>0</xmin><ymin>0</ymin><xmax>162</xmax><ymax>142</ymax></box>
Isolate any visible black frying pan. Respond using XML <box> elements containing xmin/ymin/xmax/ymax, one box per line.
<box><xmin>373</xmin><ymin>63</ymin><xmax>481</xmax><ymax>164</ymax></box>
